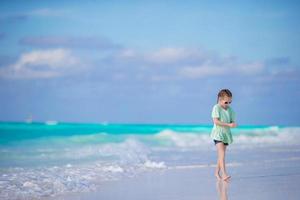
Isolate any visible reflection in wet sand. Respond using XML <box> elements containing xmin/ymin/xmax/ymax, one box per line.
<box><xmin>216</xmin><ymin>179</ymin><xmax>229</xmax><ymax>200</ymax></box>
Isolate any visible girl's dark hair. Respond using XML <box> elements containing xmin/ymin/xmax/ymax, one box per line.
<box><xmin>217</xmin><ymin>89</ymin><xmax>232</xmax><ymax>102</ymax></box>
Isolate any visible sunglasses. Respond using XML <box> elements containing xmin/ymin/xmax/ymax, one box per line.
<box><xmin>224</xmin><ymin>101</ymin><xmax>232</xmax><ymax>104</ymax></box>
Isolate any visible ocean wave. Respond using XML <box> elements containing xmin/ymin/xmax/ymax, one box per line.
<box><xmin>153</xmin><ymin>129</ymin><xmax>212</xmax><ymax>148</ymax></box>
<box><xmin>1</xmin><ymin>125</ymin><xmax>300</xmax><ymax>199</ymax></box>
<box><xmin>0</xmin><ymin>137</ymin><xmax>168</xmax><ymax>199</ymax></box>
<box><xmin>0</xmin><ymin>158</ymin><xmax>166</xmax><ymax>199</ymax></box>
<box><xmin>0</xmin><ymin>163</ymin><xmax>121</xmax><ymax>199</ymax></box>
<box><xmin>2</xmin><ymin>127</ymin><xmax>299</xmax><ymax>168</ymax></box>
<box><xmin>143</xmin><ymin>160</ymin><xmax>166</xmax><ymax>169</ymax></box>
<box><xmin>152</xmin><ymin>127</ymin><xmax>300</xmax><ymax>149</ymax></box>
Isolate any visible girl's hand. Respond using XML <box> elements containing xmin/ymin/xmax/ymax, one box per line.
<box><xmin>228</xmin><ymin>123</ymin><xmax>237</xmax><ymax>128</ymax></box>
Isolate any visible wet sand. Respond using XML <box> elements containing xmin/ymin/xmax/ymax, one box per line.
<box><xmin>54</xmin><ymin>145</ymin><xmax>300</xmax><ymax>200</ymax></box>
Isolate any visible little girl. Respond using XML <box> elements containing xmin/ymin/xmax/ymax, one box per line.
<box><xmin>211</xmin><ymin>89</ymin><xmax>237</xmax><ymax>181</ymax></box>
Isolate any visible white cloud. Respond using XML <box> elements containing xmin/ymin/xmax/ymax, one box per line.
<box><xmin>0</xmin><ymin>49</ymin><xmax>81</xmax><ymax>79</ymax></box>
<box><xmin>238</xmin><ymin>62</ymin><xmax>264</xmax><ymax>74</ymax></box>
<box><xmin>114</xmin><ymin>47</ymin><xmax>266</xmax><ymax>80</ymax></box>
<box><xmin>0</xmin><ymin>46</ymin><xmax>267</xmax><ymax>81</ymax></box>
<box><xmin>178</xmin><ymin>65</ymin><xmax>227</xmax><ymax>79</ymax></box>
<box><xmin>117</xmin><ymin>49</ymin><xmax>137</xmax><ymax>58</ymax></box>
<box><xmin>178</xmin><ymin>61</ymin><xmax>264</xmax><ymax>79</ymax></box>
<box><xmin>118</xmin><ymin>47</ymin><xmax>209</xmax><ymax>65</ymax></box>
<box><xmin>145</xmin><ymin>47</ymin><xmax>189</xmax><ymax>64</ymax></box>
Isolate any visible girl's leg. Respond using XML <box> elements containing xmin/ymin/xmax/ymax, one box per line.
<box><xmin>215</xmin><ymin>144</ymin><xmax>221</xmax><ymax>179</ymax></box>
<box><xmin>216</xmin><ymin>143</ymin><xmax>230</xmax><ymax>180</ymax></box>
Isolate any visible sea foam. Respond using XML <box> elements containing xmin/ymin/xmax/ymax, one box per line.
<box><xmin>1</xmin><ymin>123</ymin><xmax>300</xmax><ymax>199</ymax></box>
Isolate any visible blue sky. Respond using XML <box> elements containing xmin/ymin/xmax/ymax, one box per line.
<box><xmin>0</xmin><ymin>0</ymin><xmax>299</xmax><ymax>125</ymax></box>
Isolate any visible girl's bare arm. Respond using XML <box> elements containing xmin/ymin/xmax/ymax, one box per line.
<box><xmin>213</xmin><ymin>118</ymin><xmax>237</xmax><ymax>128</ymax></box>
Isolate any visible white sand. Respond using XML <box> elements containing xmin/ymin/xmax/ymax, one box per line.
<box><xmin>52</xmin><ymin>145</ymin><xmax>300</xmax><ymax>200</ymax></box>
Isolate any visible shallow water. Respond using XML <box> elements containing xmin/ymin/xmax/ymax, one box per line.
<box><xmin>0</xmin><ymin>122</ymin><xmax>299</xmax><ymax>199</ymax></box>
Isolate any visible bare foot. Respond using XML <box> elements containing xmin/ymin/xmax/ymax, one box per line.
<box><xmin>215</xmin><ymin>172</ymin><xmax>221</xmax><ymax>180</ymax></box>
<box><xmin>222</xmin><ymin>174</ymin><xmax>231</xmax><ymax>181</ymax></box>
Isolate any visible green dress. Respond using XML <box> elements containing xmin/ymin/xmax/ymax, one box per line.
<box><xmin>210</xmin><ymin>104</ymin><xmax>236</xmax><ymax>144</ymax></box>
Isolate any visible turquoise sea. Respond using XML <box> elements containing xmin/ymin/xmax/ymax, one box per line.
<box><xmin>0</xmin><ymin>122</ymin><xmax>299</xmax><ymax>199</ymax></box>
